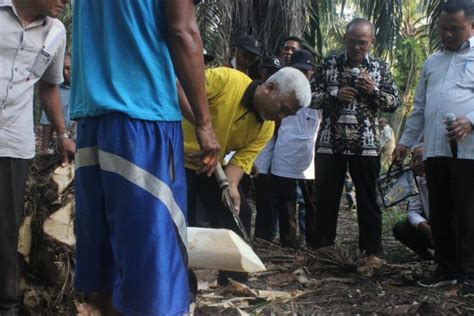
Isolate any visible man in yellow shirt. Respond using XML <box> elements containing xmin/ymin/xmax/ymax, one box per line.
<box><xmin>183</xmin><ymin>66</ymin><xmax>311</xmax><ymax>285</ymax></box>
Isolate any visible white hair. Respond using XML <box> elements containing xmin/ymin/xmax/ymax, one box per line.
<box><xmin>266</xmin><ymin>67</ymin><xmax>312</xmax><ymax>108</ymax></box>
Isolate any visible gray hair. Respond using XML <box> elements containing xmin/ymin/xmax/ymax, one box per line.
<box><xmin>266</xmin><ymin>67</ymin><xmax>312</xmax><ymax>108</ymax></box>
<box><xmin>346</xmin><ymin>18</ymin><xmax>375</xmax><ymax>37</ymax></box>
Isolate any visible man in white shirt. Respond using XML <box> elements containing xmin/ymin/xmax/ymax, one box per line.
<box><xmin>254</xmin><ymin>50</ymin><xmax>320</xmax><ymax>248</ymax></box>
<box><xmin>0</xmin><ymin>0</ymin><xmax>74</xmax><ymax>313</ymax></box>
<box><xmin>394</xmin><ymin>1</ymin><xmax>474</xmax><ymax>296</ymax></box>
<box><xmin>379</xmin><ymin>118</ymin><xmax>395</xmax><ymax>170</ymax></box>
<box><xmin>392</xmin><ymin>146</ymin><xmax>433</xmax><ymax>260</ymax></box>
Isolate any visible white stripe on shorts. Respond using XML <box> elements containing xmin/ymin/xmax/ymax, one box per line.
<box><xmin>76</xmin><ymin>146</ymin><xmax>188</xmax><ymax>249</ymax></box>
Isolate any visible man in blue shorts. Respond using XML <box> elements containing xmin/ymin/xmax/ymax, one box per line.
<box><xmin>70</xmin><ymin>1</ymin><xmax>220</xmax><ymax>315</ymax></box>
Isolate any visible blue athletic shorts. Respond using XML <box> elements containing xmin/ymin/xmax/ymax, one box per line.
<box><xmin>74</xmin><ymin>113</ymin><xmax>189</xmax><ymax>316</ymax></box>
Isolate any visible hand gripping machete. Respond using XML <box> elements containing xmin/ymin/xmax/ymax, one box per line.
<box><xmin>214</xmin><ymin>163</ymin><xmax>250</xmax><ymax>242</ymax></box>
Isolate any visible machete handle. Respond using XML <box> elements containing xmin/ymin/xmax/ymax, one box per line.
<box><xmin>215</xmin><ymin>163</ymin><xmax>230</xmax><ymax>189</ymax></box>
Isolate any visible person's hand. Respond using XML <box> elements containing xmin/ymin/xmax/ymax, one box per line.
<box><xmin>58</xmin><ymin>138</ymin><xmax>76</xmax><ymax>164</ymax></box>
<box><xmin>355</xmin><ymin>71</ymin><xmax>376</xmax><ymax>95</ymax></box>
<box><xmin>337</xmin><ymin>87</ymin><xmax>357</xmax><ymax>103</ymax></box>
<box><xmin>194</xmin><ymin>124</ymin><xmax>220</xmax><ymax>176</ymax></box>
<box><xmin>223</xmin><ymin>185</ymin><xmax>241</xmax><ymax>214</ymax></box>
<box><xmin>392</xmin><ymin>144</ymin><xmax>408</xmax><ymax>165</ymax></box>
<box><xmin>418</xmin><ymin>221</ymin><xmax>433</xmax><ymax>245</ymax></box>
<box><xmin>447</xmin><ymin>116</ymin><xmax>472</xmax><ymax>142</ymax></box>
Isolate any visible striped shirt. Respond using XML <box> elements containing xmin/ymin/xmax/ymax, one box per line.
<box><xmin>400</xmin><ymin>37</ymin><xmax>474</xmax><ymax>160</ymax></box>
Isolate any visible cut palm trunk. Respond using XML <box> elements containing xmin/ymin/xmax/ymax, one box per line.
<box><xmin>188</xmin><ymin>227</ymin><xmax>266</xmax><ymax>273</ymax></box>
<box><xmin>21</xmin><ymin>155</ymin><xmax>75</xmax><ymax>289</ymax></box>
<box><xmin>18</xmin><ymin>155</ymin><xmax>265</xmax><ymax>314</ymax></box>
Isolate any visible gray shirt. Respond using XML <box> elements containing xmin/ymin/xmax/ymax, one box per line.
<box><xmin>407</xmin><ymin>176</ymin><xmax>429</xmax><ymax>228</ymax></box>
<box><xmin>400</xmin><ymin>37</ymin><xmax>474</xmax><ymax>160</ymax></box>
<box><xmin>40</xmin><ymin>84</ymin><xmax>71</xmax><ymax>128</ymax></box>
<box><xmin>380</xmin><ymin>124</ymin><xmax>395</xmax><ymax>151</ymax></box>
<box><xmin>0</xmin><ymin>0</ymin><xmax>66</xmax><ymax>159</ymax></box>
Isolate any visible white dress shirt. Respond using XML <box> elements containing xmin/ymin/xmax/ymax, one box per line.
<box><xmin>400</xmin><ymin>37</ymin><xmax>474</xmax><ymax>160</ymax></box>
<box><xmin>0</xmin><ymin>1</ymin><xmax>66</xmax><ymax>159</ymax></box>
<box><xmin>271</xmin><ymin>108</ymin><xmax>320</xmax><ymax>180</ymax></box>
<box><xmin>407</xmin><ymin>176</ymin><xmax>430</xmax><ymax>228</ymax></box>
<box><xmin>253</xmin><ymin>136</ymin><xmax>275</xmax><ymax>174</ymax></box>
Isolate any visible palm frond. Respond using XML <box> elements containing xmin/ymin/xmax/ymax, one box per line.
<box><xmin>424</xmin><ymin>0</ymin><xmax>443</xmax><ymax>51</ymax></box>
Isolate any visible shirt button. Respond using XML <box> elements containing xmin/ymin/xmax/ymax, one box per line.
<box><xmin>14</xmin><ymin>68</ymin><xmax>18</xmax><ymax>72</ymax></box>
<box><xmin>20</xmin><ymin>47</ymin><xmax>24</xmax><ymax>51</ymax></box>
<box><xmin>9</xmin><ymin>85</ymin><xmax>13</xmax><ymax>89</ymax></box>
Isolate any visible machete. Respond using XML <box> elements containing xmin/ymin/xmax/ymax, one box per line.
<box><xmin>214</xmin><ymin>163</ymin><xmax>250</xmax><ymax>242</ymax></box>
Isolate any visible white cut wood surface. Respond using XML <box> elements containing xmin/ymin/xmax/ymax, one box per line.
<box><xmin>188</xmin><ymin>227</ymin><xmax>266</xmax><ymax>273</ymax></box>
<box><xmin>43</xmin><ymin>202</ymin><xmax>76</xmax><ymax>247</ymax></box>
<box><xmin>18</xmin><ymin>215</ymin><xmax>33</xmax><ymax>258</ymax></box>
<box><xmin>52</xmin><ymin>164</ymin><xmax>75</xmax><ymax>194</ymax></box>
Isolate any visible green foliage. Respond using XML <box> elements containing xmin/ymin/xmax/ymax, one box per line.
<box><xmin>388</xmin><ymin>1</ymin><xmax>430</xmax><ymax>139</ymax></box>
<box><xmin>58</xmin><ymin>3</ymin><xmax>73</xmax><ymax>52</ymax></box>
<box><xmin>382</xmin><ymin>204</ymin><xmax>406</xmax><ymax>237</ymax></box>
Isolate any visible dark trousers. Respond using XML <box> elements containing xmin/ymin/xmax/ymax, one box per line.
<box><xmin>186</xmin><ymin>168</ymin><xmax>251</xmax><ymax>282</ymax></box>
<box><xmin>300</xmin><ymin>179</ymin><xmax>318</xmax><ymax>249</ymax></box>
<box><xmin>272</xmin><ymin>175</ymin><xmax>298</xmax><ymax>247</ymax></box>
<box><xmin>254</xmin><ymin>174</ymin><xmax>317</xmax><ymax>248</ymax></box>
<box><xmin>393</xmin><ymin>220</ymin><xmax>433</xmax><ymax>259</ymax></box>
<box><xmin>254</xmin><ymin>174</ymin><xmax>275</xmax><ymax>241</ymax></box>
<box><xmin>425</xmin><ymin>158</ymin><xmax>474</xmax><ymax>279</ymax></box>
<box><xmin>314</xmin><ymin>153</ymin><xmax>382</xmax><ymax>255</ymax></box>
<box><xmin>186</xmin><ymin>168</ymin><xmax>252</xmax><ymax>235</ymax></box>
<box><xmin>0</xmin><ymin>158</ymin><xmax>30</xmax><ymax>311</ymax></box>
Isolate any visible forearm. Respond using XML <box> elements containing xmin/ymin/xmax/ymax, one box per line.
<box><xmin>166</xmin><ymin>4</ymin><xmax>210</xmax><ymax>128</ymax></box>
<box><xmin>177</xmin><ymin>79</ymin><xmax>195</xmax><ymax>124</ymax></box>
<box><xmin>399</xmin><ymin>104</ymin><xmax>425</xmax><ymax>148</ymax></box>
<box><xmin>224</xmin><ymin>163</ymin><xmax>244</xmax><ymax>188</ymax></box>
<box><xmin>38</xmin><ymin>80</ymin><xmax>67</xmax><ymax>136</ymax></box>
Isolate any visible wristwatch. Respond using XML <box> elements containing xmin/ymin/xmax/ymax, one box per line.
<box><xmin>57</xmin><ymin>132</ymin><xmax>70</xmax><ymax>141</ymax></box>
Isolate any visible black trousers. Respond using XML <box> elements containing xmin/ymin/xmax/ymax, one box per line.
<box><xmin>254</xmin><ymin>174</ymin><xmax>317</xmax><ymax>248</ymax></box>
<box><xmin>186</xmin><ymin>168</ymin><xmax>252</xmax><ymax>239</ymax></box>
<box><xmin>425</xmin><ymin>158</ymin><xmax>474</xmax><ymax>279</ymax></box>
<box><xmin>272</xmin><ymin>175</ymin><xmax>298</xmax><ymax>247</ymax></box>
<box><xmin>0</xmin><ymin>158</ymin><xmax>30</xmax><ymax>311</ymax></box>
<box><xmin>254</xmin><ymin>174</ymin><xmax>275</xmax><ymax>241</ymax></box>
<box><xmin>314</xmin><ymin>153</ymin><xmax>382</xmax><ymax>255</ymax></box>
<box><xmin>186</xmin><ymin>168</ymin><xmax>251</xmax><ymax>282</ymax></box>
<box><xmin>393</xmin><ymin>220</ymin><xmax>433</xmax><ymax>259</ymax></box>
<box><xmin>300</xmin><ymin>179</ymin><xmax>318</xmax><ymax>249</ymax></box>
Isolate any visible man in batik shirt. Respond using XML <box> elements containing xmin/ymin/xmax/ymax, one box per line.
<box><xmin>311</xmin><ymin>18</ymin><xmax>399</xmax><ymax>259</ymax></box>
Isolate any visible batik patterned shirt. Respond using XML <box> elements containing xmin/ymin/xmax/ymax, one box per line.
<box><xmin>311</xmin><ymin>53</ymin><xmax>400</xmax><ymax>156</ymax></box>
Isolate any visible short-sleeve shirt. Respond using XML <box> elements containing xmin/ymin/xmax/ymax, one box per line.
<box><xmin>0</xmin><ymin>0</ymin><xmax>66</xmax><ymax>159</ymax></box>
<box><xmin>182</xmin><ymin>67</ymin><xmax>274</xmax><ymax>174</ymax></box>
<box><xmin>70</xmin><ymin>0</ymin><xmax>181</xmax><ymax>122</ymax></box>
<box><xmin>40</xmin><ymin>84</ymin><xmax>71</xmax><ymax>128</ymax></box>
<box><xmin>271</xmin><ymin>108</ymin><xmax>321</xmax><ymax>180</ymax></box>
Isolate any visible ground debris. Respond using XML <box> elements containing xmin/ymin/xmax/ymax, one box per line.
<box><xmin>193</xmin><ymin>210</ymin><xmax>474</xmax><ymax>314</ymax></box>
<box><xmin>21</xmin><ymin>159</ymin><xmax>474</xmax><ymax>314</ymax></box>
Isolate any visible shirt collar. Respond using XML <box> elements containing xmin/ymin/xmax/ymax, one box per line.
<box><xmin>344</xmin><ymin>52</ymin><xmax>370</xmax><ymax>65</ymax></box>
<box><xmin>460</xmin><ymin>36</ymin><xmax>474</xmax><ymax>50</ymax></box>
<box><xmin>2</xmin><ymin>0</ymin><xmax>48</xmax><ymax>28</ymax></box>
<box><xmin>0</xmin><ymin>0</ymin><xmax>13</xmax><ymax>8</ymax></box>
<box><xmin>241</xmin><ymin>80</ymin><xmax>264</xmax><ymax>122</ymax></box>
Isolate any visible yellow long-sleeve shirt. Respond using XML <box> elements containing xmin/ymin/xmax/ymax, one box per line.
<box><xmin>182</xmin><ymin>67</ymin><xmax>274</xmax><ymax>174</ymax></box>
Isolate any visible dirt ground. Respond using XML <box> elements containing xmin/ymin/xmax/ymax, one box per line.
<box><xmin>20</xmin><ymin>205</ymin><xmax>474</xmax><ymax>315</ymax></box>
<box><xmin>20</xmin><ymin>145</ymin><xmax>474</xmax><ymax>314</ymax></box>
<box><xmin>191</xmin><ymin>209</ymin><xmax>474</xmax><ymax>315</ymax></box>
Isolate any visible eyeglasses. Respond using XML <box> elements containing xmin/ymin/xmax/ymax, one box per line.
<box><xmin>346</xmin><ymin>39</ymin><xmax>370</xmax><ymax>48</ymax></box>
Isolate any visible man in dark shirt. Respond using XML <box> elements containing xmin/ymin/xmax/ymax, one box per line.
<box><xmin>311</xmin><ymin>18</ymin><xmax>399</xmax><ymax>258</ymax></box>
